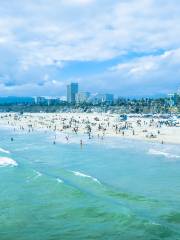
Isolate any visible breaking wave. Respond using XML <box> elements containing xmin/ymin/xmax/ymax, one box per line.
<box><xmin>33</xmin><ymin>170</ymin><xmax>42</xmax><ymax>178</ymax></box>
<box><xmin>0</xmin><ymin>157</ymin><xmax>18</xmax><ymax>167</ymax></box>
<box><xmin>148</xmin><ymin>149</ymin><xmax>180</xmax><ymax>159</ymax></box>
<box><xmin>71</xmin><ymin>171</ymin><xmax>101</xmax><ymax>184</ymax></box>
<box><xmin>56</xmin><ymin>178</ymin><xmax>63</xmax><ymax>183</ymax></box>
<box><xmin>0</xmin><ymin>147</ymin><xmax>10</xmax><ymax>154</ymax></box>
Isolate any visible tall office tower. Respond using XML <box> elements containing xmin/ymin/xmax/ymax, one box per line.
<box><xmin>67</xmin><ymin>83</ymin><xmax>79</xmax><ymax>104</ymax></box>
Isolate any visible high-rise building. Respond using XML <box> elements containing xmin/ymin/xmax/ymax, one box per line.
<box><xmin>67</xmin><ymin>83</ymin><xmax>79</xmax><ymax>104</ymax></box>
<box><xmin>76</xmin><ymin>92</ymin><xmax>90</xmax><ymax>104</ymax></box>
<box><xmin>47</xmin><ymin>98</ymin><xmax>61</xmax><ymax>106</ymax></box>
<box><xmin>87</xmin><ymin>93</ymin><xmax>114</xmax><ymax>104</ymax></box>
<box><xmin>35</xmin><ymin>97</ymin><xmax>48</xmax><ymax>105</ymax></box>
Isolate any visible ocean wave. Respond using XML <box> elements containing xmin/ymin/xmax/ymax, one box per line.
<box><xmin>71</xmin><ymin>171</ymin><xmax>101</xmax><ymax>184</ymax></box>
<box><xmin>33</xmin><ymin>170</ymin><xmax>42</xmax><ymax>178</ymax></box>
<box><xmin>26</xmin><ymin>170</ymin><xmax>43</xmax><ymax>182</ymax></box>
<box><xmin>148</xmin><ymin>149</ymin><xmax>180</xmax><ymax>159</ymax></box>
<box><xmin>0</xmin><ymin>147</ymin><xmax>10</xmax><ymax>154</ymax></box>
<box><xmin>0</xmin><ymin>157</ymin><xmax>18</xmax><ymax>167</ymax></box>
<box><xmin>56</xmin><ymin>178</ymin><xmax>63</xmax><ymax>183</ymax></box>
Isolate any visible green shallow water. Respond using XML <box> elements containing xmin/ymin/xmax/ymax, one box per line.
<box><xmin>0</xmin><ymin>127</ymin><xmax>180</xmax><ymax>240</ymax></box>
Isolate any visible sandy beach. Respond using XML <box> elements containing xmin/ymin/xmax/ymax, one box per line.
<box><xmin>0</xmin><ymin>112</ymin><xmax>179</xmax><ymax>145</ymax></box>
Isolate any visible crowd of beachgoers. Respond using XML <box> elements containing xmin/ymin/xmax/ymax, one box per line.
<box><xmin>0</xmin><ymin>113</ymin><xmax>180</xmax><ymax>145</ymax></box>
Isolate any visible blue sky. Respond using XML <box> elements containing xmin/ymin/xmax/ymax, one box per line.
<box><xmin>0</xmin><ymin>0</ymin><xmax>180</xmax><ymax>97</ymax></box>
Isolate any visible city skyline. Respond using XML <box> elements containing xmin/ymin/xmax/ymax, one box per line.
<box><xmin>67</xmin><ymin>83</ymin><xmax>79</xmax><ymax>103</ymax></box>
<box><xmin>0</xmin><ymin>0</ymin><xmax>180</xmax><ymax>97</ymax></box>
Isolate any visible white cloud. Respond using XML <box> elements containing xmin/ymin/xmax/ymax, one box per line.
<box><xmin>92</xmin><ymin>48</ymin><xmax>180</xmax><ymax>96</ymax></box>
<box><xmin>62</xmin><ymin>0</ymin><xmax>95</xmax><ymax>6</ymax></box>
<box><xmin>110</xmin><ymin>49</ymin><xmax>180</xmax><ymax>77</ymax></box>
<box><xmin>2</xmin><ymin>0</ymin><xmax>180</xmax><ymax>63</ymax></box>
<box><xmin>0</xmin><ymin>0</ymin><xmax>180</xmax><ymax>96</ymax></box>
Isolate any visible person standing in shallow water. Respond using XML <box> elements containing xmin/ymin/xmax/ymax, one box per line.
<box><xmin>80</xmin><ymin>139</ymin><xmax>83</xmax><ymax>148</ymax></box>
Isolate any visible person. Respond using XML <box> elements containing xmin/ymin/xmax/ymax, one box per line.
<box><xmin>80</xmin><ymin>139</ymin><xmax>83</xmax><ymax>148</ymax></box>
<box><xmin>115</xmin><ymin>125</ymin><xmax>118</xmax><ymax>134</ymax></box>
<box><xmin>11</xmin><ymin>137</ymin><xmax>14</xmax><ymax>142</ymax></box>
<box><xmin>88</xmin><ymin>132</ymin><xmax>91</xmax><ymax>139</ymax></box>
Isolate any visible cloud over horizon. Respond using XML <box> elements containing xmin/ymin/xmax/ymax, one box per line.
<box><xmin>0</xmin><ymin>0</ymin><xmax>180</xmax><ymax>97</ymax></box>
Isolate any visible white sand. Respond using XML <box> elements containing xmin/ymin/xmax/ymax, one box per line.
<box><xmin>0</xmin><ymin>112</ymin><xmax>179</xmax><ymax>145</ymax></box>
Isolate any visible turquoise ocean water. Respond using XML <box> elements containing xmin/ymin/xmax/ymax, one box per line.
<box><xmin>0</xmin><ymin>126</ymin><xmax>180</xmax><ymax>240</ymax></box>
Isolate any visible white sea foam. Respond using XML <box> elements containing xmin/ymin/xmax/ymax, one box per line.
<box><xmin>151</xmin><ymin>222</ymin><xmax>161</xmax><ymax>226</ymax></box>
<box><xmin>33</xmin><ymin>170</ymin><xmax>42</xmax><ymax>178</ymax></box>
<box><xmin>26</xmin><ymin>170</ymin><xmax>42</xmax><ymax>182</ymax></box>
<box><xmin>71</xmin><ymin>171</ymin><xmax>101</xmax><ymax>184</ymax></box>
<box><xmin>56</xmin><ymin>178</ymin><xmax>63</xmax><ymax>183</ymax></box>
<box><xmin>148</xmin><ymin>149</ymin><xmax>180</xmax><ymax>159</ymax></box>
<box><xmin>0</xmin><ymin>147</ymin><xmax>10</xmax><ymax>154</ymax></box>
<box><xmin>0</xmin><ymin>157</ymin><xmax>18</xmax><ymax>167</ymax></box>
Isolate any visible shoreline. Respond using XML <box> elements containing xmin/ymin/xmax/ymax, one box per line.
<box><xmin>0</xmin><ymin>112</ymin><xmax>179</xmax><ymax>145</ymax></box>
